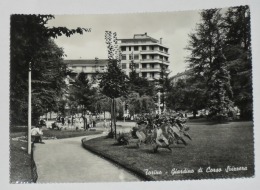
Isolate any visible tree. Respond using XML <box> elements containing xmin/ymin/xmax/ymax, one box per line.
<box><xmin>69</xmin><ymin>72</ymin><xmax>95</xmax><ymax>129</ymax></box>
<box><xmin>99</xmin><ymin>31</ymin><xmax>128</xmax><ymax>138</ymax></box>
<box><xmin>10</xmin><ymin>14</ymin><xmax>88</xmax><ymax>126</ymax></box>
<box><xmin>186</xmin><ymin>9</ymin><xmax>234</xmax><ymax>121</ymax></box>
<box><xmin>127</xmin><ymin>92</ymin><xmax>156</xmax><ymax>115</ymax></box>
<box><xmin>166</xmin><ymin>77</ymin><xmax>206</xmax><ymax>118</ymax></box>
<box><xmin>157</xmin><ymin>65</ymin><xmax>172</xmax><ymax>112</ymax></box>
<box><xmin>223</xmin><ymin>6</ymin><xmax>252</xmax><ymax>120</ymax></box>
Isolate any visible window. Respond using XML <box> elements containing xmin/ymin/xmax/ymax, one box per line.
<box><xmin>142</xmin><ymin>46</ymin><xmax>147</xmax><ymax>50</ymax></box>
<box><xmin>122</xmin><ymin>55</ymin><xmax>126</xmax><ymax>60</ymax></box>
<box><xmin>134</xmin><ymin>54</ymin><xmax>139</xmax><ymax>60</ymax></box>
<box><xmin>150</xmin><ymin>55</ymin><xmax>154</xmax><ymax>59</ymax></box>
<box><xmin>129</xmin><ymin>47</ymin><xmax>132</xmax><ymax>51</ymax></box>
<box><xmin>142</xmin><ymin>63</ymin><xmax>147</xmax><ymax>68</ymax></box>
<box><xmin>129</xmin><ymin>54</ymin><xmax>133</xmax><ymax>60</ymax></box>
<box><xmin>121</xmin><ymin>46</ymin><xmax>126</xmax><ymax>51</ymax></box>
<box><xmin>134</xmin><ymin>46</ymin><xmax>139</xmax><ymax>51</ymax></box>
<box><xmin>150</xmin><ymin>64</ymin><xmax>154</xmax><ymax>69</ymax></box>
<box><xmin>150</xmin><ymin>46</ymin><xmax>154</xmax><ymax>50</ymax></box>
<box><xmin>142</xmin><ymin>73</ymin><xmax>147</xmax><ymax>78</ymax></box>
<box><xmin>122</xmin><ymin>63</ymin><xmax>127</xmax><ymax>69</ymax></box>
<box><xmin>135</xmin><ymin>63</ymin><xmax>139</xmax><ymax>68</ymax></box>
<box><xmin>151</xmin><ymin>73</ymin><xmax>154</xmax><ymax>78</ymax></box>
<box><xmin>142</xmin><ymin>55</ymin><xmax>147</xmax><ymax>59</ymax></box>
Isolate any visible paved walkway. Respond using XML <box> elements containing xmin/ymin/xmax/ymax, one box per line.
<box><xmin>34</xmin><ymin>132</ymin><xmax>140</xmax><ymax>183</ymax></box>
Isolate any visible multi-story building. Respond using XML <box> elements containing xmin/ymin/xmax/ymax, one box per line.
<box><xmin>118</xmin><ymin>33</ymin><xmax>170</xmax><ymax>80</ymax></box>
<box><xmin>64</xmin><ymin>59</ymin><xmax>108</xmax><ymax>83</ymax></box>
<box><xmin>65</xmin><ymin>33</ymin><xmax>170</xmax><ymax>82</ymax></box>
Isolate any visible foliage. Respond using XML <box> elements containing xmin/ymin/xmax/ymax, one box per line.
<box><xmin>166</xmin><ymin>77</ymin><xmax>206</xmax><ymax>117</ymax></box>
<box><xmin>68</xmin><ymin>72</ymin><xmax>96</xmax><ymax>114</ymax></box>
<box><xmin>157</xmin><ymin>65</ymin><xmax>172</xmax><ymax>111</ymax></box>
<box><xmin>99</xmin><ymin>31</ymin><xmax>128</xmax><ymax>137</ymax></box>
<box><xmin>10</xmin><ymin>14</ymin><xmax>88</xmax><ymax>125</ymax></box>
<box><xmin>223</xmin><ymin>6</ymin><xmax>252</xmax><ymax>120</ymax></box>
<box><xmin>127</xmin><ymin>92</ymin><xmax>156</xmax><ymax>115</ymax></box>
<box><xmin>186</xmin><ymin>9</ymin><xmax>234</xmax><ymax>121</ymax></box>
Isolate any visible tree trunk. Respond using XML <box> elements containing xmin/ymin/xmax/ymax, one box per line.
<box><xmin>110</xmin><ymin>99</ymin><xmax>113</xmax><ymax>134</ymax></box>
<box><xmin>193</xmin><ymin>110</ymin><xmax>197</xmax><ymax>118</ymax></box>
<box><xmin>114</xmin><ymin>99</ymin><xmax>117</xmax><ymax>139</ymax></box>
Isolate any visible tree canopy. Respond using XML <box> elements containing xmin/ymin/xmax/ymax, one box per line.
<box><xmin>10</xmin><ymin>15</ymin><xmax>88</xmax><ymax>125</ymax></box>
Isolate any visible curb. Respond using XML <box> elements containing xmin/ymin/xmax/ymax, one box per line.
<box><xmin>81</xmin><ymin>137</ymin><xmax>154</xmax><ymax>181</ymax></box>
<box><xmin>31</xmin><ymin>143</ymin><xmax>38</xmax><ymax>183</ymax></box>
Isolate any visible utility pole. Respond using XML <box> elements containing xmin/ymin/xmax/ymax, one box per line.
<box><xmin>123</xmin><ymin>101</ymin><xmax>125</xmax><ymax>122</ymax></box>
<box><xmin>28</xmin><ymin>62</ymin><xmax>32</xmax><ymax>154</ymax></box>
<box><xmin>158</xmin><ymin>91</ymin><xmax>161</xmax><ymax>114</ymax></box>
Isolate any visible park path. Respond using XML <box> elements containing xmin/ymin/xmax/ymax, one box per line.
<box><xmin>33</xmin><ymin>130</ymin><xmax>140</xmax><ymax>183</ymax></box>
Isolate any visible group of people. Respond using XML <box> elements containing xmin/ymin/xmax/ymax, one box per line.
<box><xmin>53</xmin><ymin>115</ymin><xmax>97</xmax><ymax>130</ymax></box>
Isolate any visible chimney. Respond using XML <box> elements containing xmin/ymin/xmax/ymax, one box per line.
<box><xmin>160</xmin><ymin>38</ymin><xmax>162</xmax><ymax>44</ymax></box>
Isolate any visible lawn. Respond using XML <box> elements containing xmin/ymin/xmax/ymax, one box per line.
<box><xmin>42</xmin><ymin>129</ymin><xmax>102</xmax><ymax>139</ymax></box>
<box><xmin>10</xmin><ymin>140</ymin><xmax>33</xmax><ymax>183</ymax></box>
<box><xmin>10</xmin><ymin>128</ymin><xmax>103</xmax><ymax>139</ymax></box>
<box><xmin>82</xmin><ymin>121</ymin><xmax>254</xmax><ymax>181</ymax></box>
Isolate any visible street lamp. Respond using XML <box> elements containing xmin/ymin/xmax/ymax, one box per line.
<box><xmin>28</xmin><ymin>62</ymin><xmax>32</xmax><ymax>154</ymax></box>
<box><xmin>158</xmin><ymin>91</ymin><xmax>161</xmax><ymax>115</ymax></box>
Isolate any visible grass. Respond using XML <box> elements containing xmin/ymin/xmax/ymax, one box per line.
<box><xmin>42</xmin><ymin>129</ymin><xmax>102</xmax><ymax>139</ymax></box>
<box><xmin>82</xmin><ymin>121</ymin><xmax>254</xmax><ymax>181</ymax></box>
<box><xmin>10</xmin><ymin>128</ymin><xmax>103</xmax><ymax>139</ymax></box>
<box><xmin>10</xmin><ymin>140</ymin><xmax>33</xmax><ymax>183</ymax></box>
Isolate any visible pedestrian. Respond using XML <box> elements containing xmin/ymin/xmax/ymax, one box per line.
<box><xmin>31</xmin><ymin>124</ymin><xmax>44</xmax><ymax>144</ymax></box>
<box><xmin>103</xmin><ymin>119</ymin><xmax>107</xmax><ymax>128</ymax></box>
<box><xmin>68</xmin><ymin>117</ymin><xmax>71</xmax><ymax>127</ymax></box>
<box><xmin>61</xmin><ymin>116</ymin><xmax>65</xmax><ymax>125</ymax></box>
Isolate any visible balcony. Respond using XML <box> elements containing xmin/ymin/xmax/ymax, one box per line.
<box><xmin>140</xmin><ymin>59</ymin><xmax>170</xmax><ymax>64</ymax></box>
<box><xmin>140</xmin><ymin>67</ymin><xmax>161</xmax><ymax>72</ymax></box>
<box><xmin>144</xmin><ymin>76</ymin><xmax>160</xmax><ymax>81</ymax></box>
<box><xmin>140</xmin><ymin>50</ymin><xmax>169</xmax><ymax>56</ymax></box>
<box><xmin>119</xmin><ymin>42</ymin><xmax>169</xmax><ymax>49</ymax></box>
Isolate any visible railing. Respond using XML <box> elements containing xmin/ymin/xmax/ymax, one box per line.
<box><xmin>140</xmin><ymin>59</ymin><xmax>170</xmax><ymax>63</ymax></box>
<box><xmin>140</xmin><ymin>50</ymin><xmax>169</xmax><ymax>55</ymax></box>
<box><xmin>140</xmin><ymin>68</ymin><xmax>161</xmax><ymax>72</ymax></box>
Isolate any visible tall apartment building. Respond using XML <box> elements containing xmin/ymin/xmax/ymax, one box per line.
<box><xmin>118</xmin><ymin>33</ymin><xmax>170</xmax><ymax>80</ymax></box>
<box><xmin>64</xmin><ymin>33</ymin><xmax>170</xmax><ymax>83</ymax></box>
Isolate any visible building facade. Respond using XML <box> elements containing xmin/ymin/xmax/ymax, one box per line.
<box><xmin>65</xmin><ymin>33</ymin><xmax>170</xmax><ymax>82</ymax></box>
<box><xmin>64</xmin><ymin>59</ymin><xmax>108</xmax><ymax>83</ymax></box>
<box><xmin>118</xmin><ymin>33</ymin><xmax>170</xmax><ymax>81</ymax></box>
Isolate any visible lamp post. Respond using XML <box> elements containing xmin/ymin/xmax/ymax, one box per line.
<box><xmin>123</xmin><ymin>101</ymin><xmax>125</xmax><ymax>122</ymax></box>
<box><xmin>158</xmin><ymin>91</ymin><xmax>161</xmax><ymax>115</ymax></box>
<box><xmin>28</xmin><ymin>62</ymin><xmax>32</xmax><ymax>154</ymax></box>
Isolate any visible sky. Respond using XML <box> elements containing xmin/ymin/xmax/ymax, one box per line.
<box><xmin>47</xmin><ymin>11</ymin><xmax>202</xmax><ymax>76</ymax></box>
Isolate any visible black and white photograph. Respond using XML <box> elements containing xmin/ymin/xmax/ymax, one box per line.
<box><xmin>1</xmin><ymin>0</ymin><xmax>260</xmax><ymax>189</ymax></box>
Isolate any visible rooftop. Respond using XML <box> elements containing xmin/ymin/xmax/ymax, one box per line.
<box><xmin>64</xmin><ymin>59</ymin><xmax>108</xmax><ymax>67</ymax></box>
<box><xmin>118</xmin><ymin>33</ymin><xmax>160</xmax><ymax>43</ymax></box>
